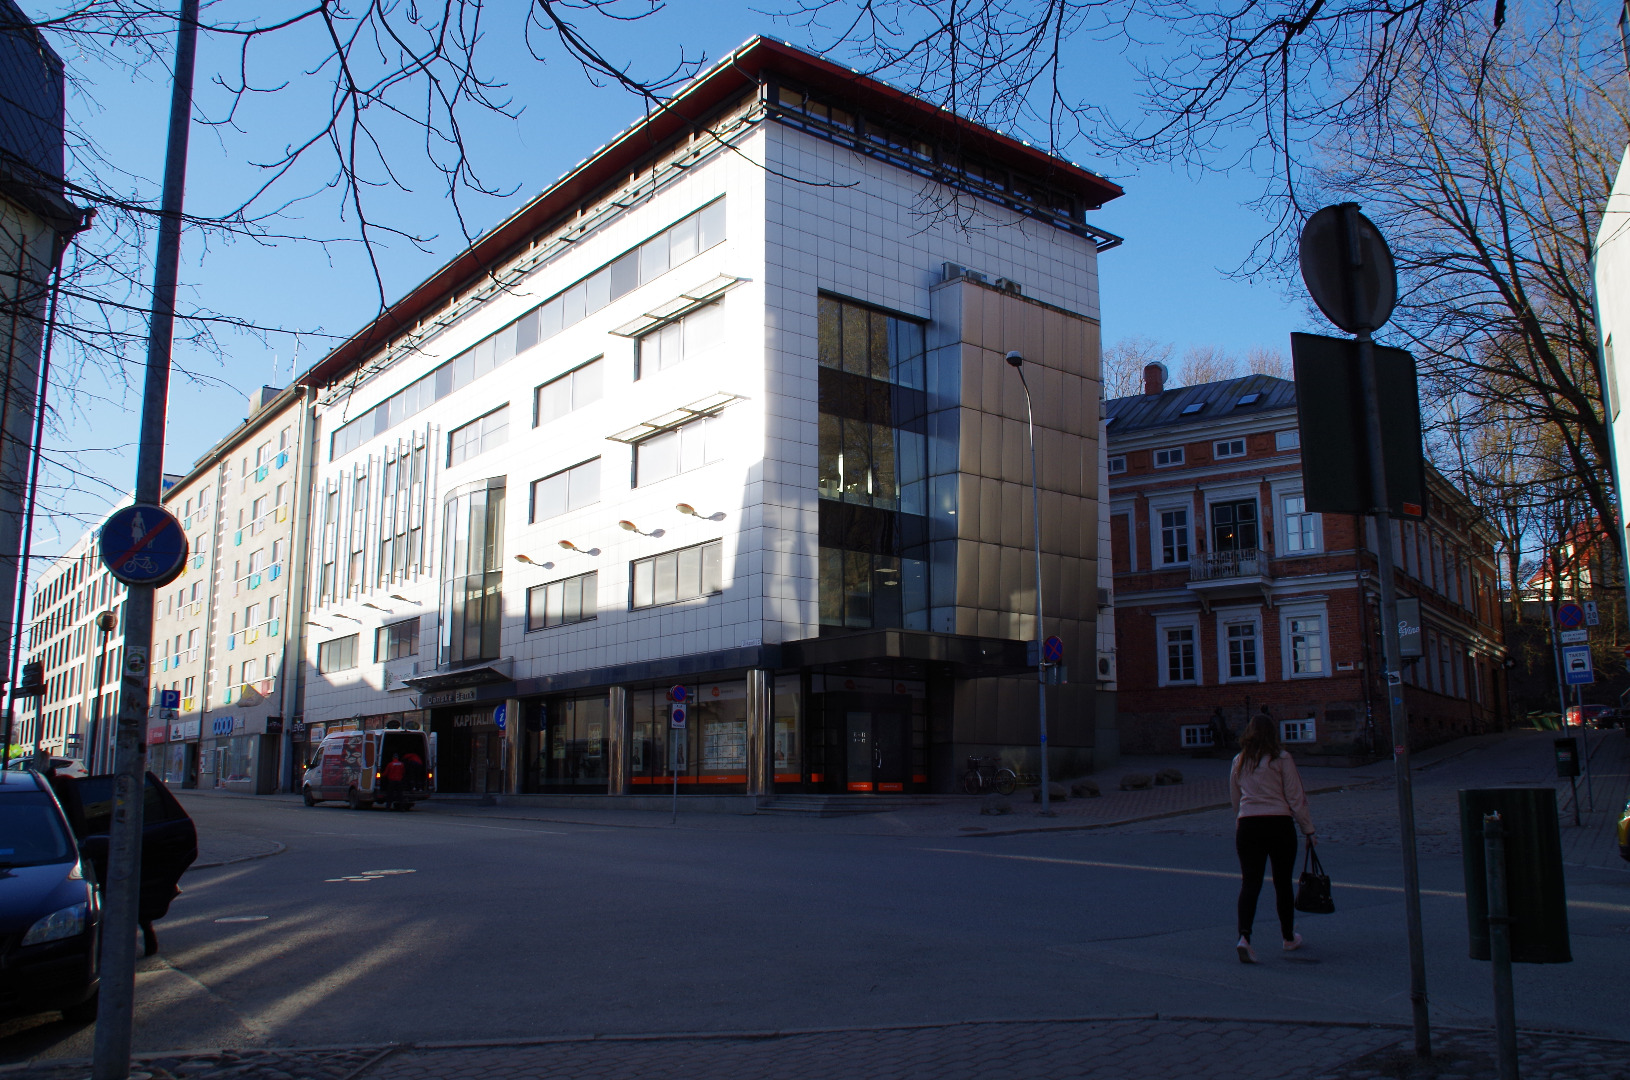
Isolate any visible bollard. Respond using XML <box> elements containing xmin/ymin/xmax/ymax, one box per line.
<box><xmin>1483</xmin><ymin>812</ymin><xmax>1519</xmax><ymax>1080</ymax></box>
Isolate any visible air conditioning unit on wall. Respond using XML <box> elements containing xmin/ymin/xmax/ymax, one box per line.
<box><xmin>1096</xmin><ymin>652</ymin><xmax>1116</xmax><ymax>683</ymax></box>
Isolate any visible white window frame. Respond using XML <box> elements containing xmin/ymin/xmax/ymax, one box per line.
<box><xmin>1216</xmin><ymin>609</ymin><xmax>1264</xmax><ymax>684</ymax></box>
<box><xmin>1149</xmin><ymin>497</ymin><xmax>1193</xmax><ymax>567</ymax></box>
<box><xmin>1153</xmin><ymin>446</ymin><xmax>1186</xmax><ymax>468</ymax></box>
<box><xmin>1275</xmin><ymin>430</ymin><xmax>1300</xmax><ymax>450</ymax></box>
<box><xmin>1155</xmin><ymin>613</ymin><xmax>1203</xmax><ymax>687</ymax></box>
<box><xmin>1107</xmin><ymin>455</ymin><xmax>1127</xmax><ymax>475</ymax></box>
<box><xmin>1280</xmin><ymin>718</ymin><xmax>1316</xmax><ymax>743</ymax></box>
<box><xmin>1213</xmin><ymin>438</ymin><xmax>1246</xmax><ymax>460</ymax></box>
<box><xmin>1179</xmin><ymin>724</ymin><xmax>1215</xmax><ymax>749</ymax></box>
<box><xmin>1273</xmin><ymin>483</ymin><xmax>1322</xmax><ymax>555</ymax></box>
<box><xmin>1279</xmin><ymin>603</ymin><xmax>1330</xmax><ymax>680</ymax></box>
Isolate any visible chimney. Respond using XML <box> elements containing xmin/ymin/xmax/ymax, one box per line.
<box><xmin>1143</xmin><ymin>362</ymin><xmax>1168</xmax><ymax>395</ymax></box>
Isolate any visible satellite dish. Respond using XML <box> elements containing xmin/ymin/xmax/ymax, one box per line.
<box><xmin>1299</xmin><ymin>204</ymin><xmax>1398</xmax><ymax>334</ymax></box>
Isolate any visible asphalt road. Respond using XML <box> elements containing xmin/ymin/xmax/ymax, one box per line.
<box><xmin>3</xmin><ymin>734</ymin><xmax>1627</xmax><ymax>1064</ymax></box>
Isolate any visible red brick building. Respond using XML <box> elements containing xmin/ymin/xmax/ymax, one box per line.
<box><xmin>1105</xmin><ymin>366</ymin><xmax>1508</xmax><ymax>760</ymax></box>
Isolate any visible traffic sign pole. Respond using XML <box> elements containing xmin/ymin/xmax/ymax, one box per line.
<box><xmin>94</xmin><ymin>4</ymin><xmax>199</xmax><ymax>1077</ymax></box>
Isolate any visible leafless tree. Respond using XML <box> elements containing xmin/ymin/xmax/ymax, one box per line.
<box><xmin>1101</xmin><ymin>334</ymin><xmax>1172</xmax><ymax>397</ymax></box>
<box><xmin>1175</xmin><ymin>342</ymin><xmax>1236</xmax><ymax>385</ymax></box>
<box><xmin>1244</xmin><ymin>344</ymin><xmax>1288</xmax><ymax>378</ymax></box>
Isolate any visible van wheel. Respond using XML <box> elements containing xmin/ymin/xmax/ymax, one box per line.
<box><xmin>347</xmin><ymin>787</ymin><xmax>367</xmax><ymax>811</ymax></box>
<box><xmin>303</xmin><ymin>786</ymin><xmax>317</xmax><ymax>807</ymax></box>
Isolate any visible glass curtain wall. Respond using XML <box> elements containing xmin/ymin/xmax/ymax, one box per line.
<box><xmin>816</xmin><ymin>296</ymin><xmax>934</xmax><ymax>631</ymax></box>
<box><xmin>438</xmin><ymin>479</ymin><xmax>505</xmax><ymax>665</ymax></box>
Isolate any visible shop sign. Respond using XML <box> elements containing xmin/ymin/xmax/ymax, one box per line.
<box><xmin>452</xmin><ymin>712</ymin><xmax>497</xmax><ymax>728</ymax></box>
<box><xmin>420</xmin><ymin>687</ymin><xmax>482</xmax><ymax>707</ymax></box>
<box><xmin>266</xmin><ymin>717</ymin><xmax>284</xmax><ymax>734</ymax></box>
<box><xmin>146</xmin><ymin>723</ymin><xmax>167</xmax><ymax>745</ymax></box>
<box><xmin>307</xmin><ymin>724</ymin><xmax>326</xmax><ymax>742</ymax></box>
<box><xmin>212</xmin><ymin>716</ymin><xmax>234</xmax><ymax>736</ymax></box>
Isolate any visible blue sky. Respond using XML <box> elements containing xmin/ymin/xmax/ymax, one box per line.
<box><xmin>32</xmin><ymin>1</ymin><xmax>1307</xmax><ymax>552</ymax></box>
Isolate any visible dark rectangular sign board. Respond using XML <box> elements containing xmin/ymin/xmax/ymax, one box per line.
<box><xmin>1291</xmin><ymin>332</ymin><xmax>1425</xmax><ymax>516</ymax></box>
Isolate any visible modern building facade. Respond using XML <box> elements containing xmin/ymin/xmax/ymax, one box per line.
<box><xmin>14</xmin><ymin>530</ymin><xmax>127</xmax><ymax>766</ymax></box>
<box><xmin>294</xmin><ymin>37</ymin><xmax>1122</xmax><ymax>799</ymax></box>
<box><xmin>1106</xmin><ymin>366</ymin><xmax>1507</xmax><ymax>759</ymax></box>
<box><xmin>1593</xmin><ymin>145</ymin><xmax>1630</xmax><ymax>631</ymax></box>
<box><xmin>148</xmin><ymin>385</ymin><xmax>317</xmax><ymax>792</ymax></box>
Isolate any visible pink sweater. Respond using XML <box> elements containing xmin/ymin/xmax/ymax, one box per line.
<box><xmin>1230</xmin><ymin>751</ymin><xmax>1315</xmax><ymax>835</ymax></box>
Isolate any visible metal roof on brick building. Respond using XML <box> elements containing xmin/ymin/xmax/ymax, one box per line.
<box><xmin>1103</xmin><ymin>374</ymin><xmax>1296</xmax><ymax>436</ymax></box>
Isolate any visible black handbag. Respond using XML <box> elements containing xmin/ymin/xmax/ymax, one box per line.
<box><xmin>1294</xmin><ymin>846</ymin><xmax>1335</xmax><ymax>914</ymax></box>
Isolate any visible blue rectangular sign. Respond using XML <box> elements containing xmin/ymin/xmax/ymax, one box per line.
<box><xmin>158</xmin><ymin>689</ymin><xmax>180</xmax><ymax>709</ymax></box>
<box><xmin>1561</xmin><ymin>644</ymin><xmax>1594</xmax><ymax>686</ymax></box>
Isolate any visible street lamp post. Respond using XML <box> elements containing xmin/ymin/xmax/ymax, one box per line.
<box><xmin>1005</xmin><ymin>351</ymin><xmax>1053</xmax><ymax>816</ymax></box>
<box><xmin>88</xmin><ymin>609</ymin><xmax>117</xmax><ymax>772</ymax></box>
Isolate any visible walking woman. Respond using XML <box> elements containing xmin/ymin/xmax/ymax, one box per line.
<box><xmin>1229</xmin><ymin>714</ymin><xmax>1316</xmax><ymax>963</ymax></box>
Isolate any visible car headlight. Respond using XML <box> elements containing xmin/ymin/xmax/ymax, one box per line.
<box><xmin>21</xmin><ymin>902</ymin><xmax>89</xmax><ymax>946</ymax></box>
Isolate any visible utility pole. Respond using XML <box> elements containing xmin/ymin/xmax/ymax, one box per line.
<box><xmin>92</xmin><ymin>3</ymin><xmax>199</xmax><ymax>1076</ymax></box>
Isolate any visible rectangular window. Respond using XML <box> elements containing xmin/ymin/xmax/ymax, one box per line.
<box><xmin>1160</xmin><ymin>509</ymin><xmax>1190</xmax><ymax>565</ymax></box>
<box><xmin>1153</xmin><ymin>447</ymin><xmax>1185</xmax><ymax>467</ymax></box>
<box><xmin>1288</xmin><ymin>616</ymin><xmax>1325</xmax><ymax>676</ymax></box>
<box><xmin>1275</xmin><ymin>430</ymin><xmax>1300</xmax><ymax>450</ymax></box>
<box><xmin>636</xmin><ymin>303</ymin><xmax>724</xmax><ymax>379</ymax></box>
<box><xmin>1107</xmin><ymin>455</ymin><xmax>1126</xmax><ymax>475</ymax></box>
<box><xmin>1165</xmin><ymin>626</ymin><xmax>1196</xmax><ymax>683</ymax></box>
<box><xmin>526</xmin><ymin>571</ymin><xmax>599</xmax><ymax>630</ymax></box>
<box><xmin>1283</xmin><ymin>495</ymin><xmax>1317</xmax><ymax>552</ymax></box>
<box><xmin>375</xmin><ymin>619</ymin><xmax>420</xmax><ymax>661</ymax></box>
<box><xmin>1179</xmin><ymin>724</ymin><xmax>1215</xmax><ymax>748</ymax></box>
<box><xmin>1214</xmin><ymin>438</ymin><xmax>1246</xmax><ymax>459</ymax></box>
<box><xmin>1280</xmin><ymin>718</ymin><xmax>1317</xmax><ymax>743</ymax></box>
<box><xmin>534</xmin><ymin>358</ymin><xmax>604</xmax><ymax>425</ymax></box>
<box><xmin>317</xmin><ymin>634</ymin><xmax>359</xmax><ymax>673</ymax></box>
<box><xmin>635</xmin><ymin>417</ymin><xmax>723</xmax><ymax>486</ymax></box>
<box><xmin>1210</xmin><ymin>499</ymin><xmax>1258</xmax><ymax>551</ymax></box>
<box><xmin>631</xmin><ymin>541</ymin><xmax>724</xmax><ymax>609</ymax></box>
<box><xmin>1227</xmin><ymin>622</ymin><xmax>1258</xmax><ymax>679</ymax></box>
<box><xmin>448</xmin><ymin>406</ymin><xmax>509</xmax><ymax>467</ymax></box>
<box><xmin>530</xmin><ymin>458</ymin><xmax>601</xmax><ymax>522</ymax></box>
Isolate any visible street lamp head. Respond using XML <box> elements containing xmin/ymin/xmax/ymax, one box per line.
<box><xmin>1005</xmin><ymin>350</ymin><xmax>1024</xmax><ymax>369</ymax></box>
<box><xmin>95</xmin><ymin>610</ymin><xmax>117</xmax><ymax>632</ymax></box>
<box><xmin>618</xmin><ymin>520</ymin><xmax>639</xmax><ymax>532</ymax></box>
<box><xmin>675</xmin><ymin>503</ymin><xmax>697</xmax><ymax>517</ymax></box>
<box><xmin>558</xmin><ymin>540</ymin><xmax>579</xmax><ymax>551</ymax></box>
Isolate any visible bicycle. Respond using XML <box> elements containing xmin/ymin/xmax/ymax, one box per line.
<box><xmin>962</xmin><ymin>755</ymin><xmax>1017</xmax><ymax>796</ymax></box>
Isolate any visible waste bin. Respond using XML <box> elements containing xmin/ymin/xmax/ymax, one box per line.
<box><xmin>1458</xmin><ymin>788</ymin><xmax>1571</xmax><ymax>963</ymax></box>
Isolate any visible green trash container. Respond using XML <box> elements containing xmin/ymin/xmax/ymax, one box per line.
<box><xmin>1459</xmin><ymin>788</ymin><xmax>1571</xmax><ymax>963</ymax></box>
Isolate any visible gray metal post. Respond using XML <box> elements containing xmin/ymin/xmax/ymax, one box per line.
<box><xmin>1546</xmin><ymin>605</ymin><xmax>1566</xmax><ymax>727</ymax></box>
<box><xmin>1356</xmin><ymin>328</ymin><xmax>1432</xmax><ymax>1058</ymax></box>
<box><xmin>1482</xmin><ymin>812</ymin><xmax>1520</xmax><ymax>1080</ymax></box>
<box><xmin>1007</xmin><ymin>354</ymin><xmax>1051</xmax><ymax>816</ymax></box>
<box><xmin>93</xmin><ymin>3</ymin><xmax>198</xmax><ymax>1076</ymax></box>
<box><xmin>1574</xmin><ymin>687</ymin><xmax>1594</xmax><ymax>811</ymax></box>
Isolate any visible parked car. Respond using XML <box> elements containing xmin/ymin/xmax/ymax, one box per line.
<box><xmin>302</xmin><ymin>727</ymin><xmax>433</xmax><ymax>810</ymax></box>
<box><xmin>1563</xmin><ymin>704</ymin><xmax>1614</xmax><ymax>729</ymax></box>
<box><xmin>0</xmin><ymin>769</ymin><xmax>100</xmax><ymax>1023</ymax></box>
<box><xmin>4</xmin><ymin>755</ymin><xmax>89</xmax><ymax>778</ymax></box>
<box><xmin>49</xmin><ymin>772</ymin><xmax>197</xmax><ymax>957</ymax></box>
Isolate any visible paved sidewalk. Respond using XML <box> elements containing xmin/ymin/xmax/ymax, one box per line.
<box><xmin>5</xmin><ymin>1018</ymin><xmax>1625</xmax><ymax>1080</ymax></box>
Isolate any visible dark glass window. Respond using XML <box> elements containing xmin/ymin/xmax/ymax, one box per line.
<box><xmin>318</xmin><ymin>634</ymin><xmax>359</xmax><ymax>673</ymax></box>
<box><xmin>631</xmin><ymin>541</ymin><xmax>723</xmax><ymax>609</ymax></box>
<box><xmin>448</xmin><ymin>406</ymin><xmax>509</xmax><ymax>467</ymax></box>
<box><xmin>438</xmin><ymin>480</ymin><xmax>505</xmax><ymax>665</ymax></box>
<box><xmin>1211</xmin><ymin>499</ymin><xmax>1259</xmax><ymax>551</ymax></box>
<box><xmin>527</xmin><ymin>572</ymin><xmax>598</xmax><ymax>630</ymax></box>
<box><xmin>375</xmin><ymin>619</ymin><xmax>420</xmax><ymax>661</ymax></box>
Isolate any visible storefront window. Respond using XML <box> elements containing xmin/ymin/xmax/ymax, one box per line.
<box><xmin>773</xmin><ymin>676</ymin><xmax>801</xmax><ymax>782</ymax></box>
<box><xmin>628</xmin><ymin>682</ymin><xmax>748</xmax><ymax>788</ymax></box>
<box><xmin>215</xmin><ymin>735</ymin><xmax>256</xmax><ymax>786</ymax></box>
<box><xmin>526</xmin><ymin>695</ymin><xmax>609</xmax><ymax>791</ymax></box>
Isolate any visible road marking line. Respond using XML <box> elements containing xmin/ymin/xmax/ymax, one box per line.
<box><xmin>923</xmin><ymin>848</ymin><xmax>1630</xmax><ymax>913</ymax></box>
<box><xmin>213</xmin><ymin>916</ymin><xmax>270</xmax><ymax>923</ymax></box>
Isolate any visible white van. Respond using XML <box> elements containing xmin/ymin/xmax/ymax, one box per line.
<box><xmin>301</xmin><ymin>728</ymin><xmax>433</xmax><ymax>809</ymax></box>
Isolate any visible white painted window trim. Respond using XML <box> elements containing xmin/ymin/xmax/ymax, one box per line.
<box><xmin>1280</xmin><ymin>718</ymin><xmax>1317</xmax><ymax>743</ymax></box>
<box><xmin>1213</xmin><ymin>438</ymin><xmax>1247</xmax><ymax>459</ymax></box>
<box><xmin>1153</xmin><ymin>446</ymin><xmax>1186</xmax><ymax>468</ymax></box>
<box><xmin>1270</xmin><ymin>480</ymin><xmax>1322</xmax><ymax>555</ymax></box>
<box><xmin>1179</xmin><ymin>723</ymin><xmax>1215</xmax><ymax>748</ymax></box>
<box><xmin>1279</xmin><ymin>602</ymin><xmax>1331</xmax><ymax>680</ymax></box>
<box><xmin>1275</xmin><ymin>429</ymin><xmax>1300</xmax><ymax>450</ymax></box>
<box><xmin>1216</xmin><ymin>608</ymin><xmax>1265</xmax><ymax>684</ymax></box>
<box><xmin>1155</xmin><ymin>612</ymin><xmax>1203</xmax><ymax>687</ymax></box>
<box><xmin>1107</xmin><ymin>455</ymin><xmax>1127</xmax><ymax>475</ymax></box>
<box><xmin>1149</xmin><ymin>496</ymin><xmax>1194</xmax><ymax>567</ymax></box>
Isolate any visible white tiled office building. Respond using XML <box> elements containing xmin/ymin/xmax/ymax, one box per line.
<box><xmin>295</xmin><ymin>38</ymin><xmax>1122</xmax><ymax>798</ymax></box>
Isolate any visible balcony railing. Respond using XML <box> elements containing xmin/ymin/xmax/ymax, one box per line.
<box><xmin>1190</xmin><ymin>548</ymin><xmax>1265</xmax><ymax>581</ymax></box>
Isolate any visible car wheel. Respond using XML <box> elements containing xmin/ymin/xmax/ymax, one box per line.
<box><xmin>347</xmin><ymin>786</ymin><xmax>367</xmax><ymax>811</ymax></box>
<box><xmin>303</xmin><ymin>786</ymin><xmax>318</xmax><ymax>807</ymax></box>
<box><xmin>61</xmin><ymin>989</ymin><xmax>99</xmax><ymax>1025</ymax></box>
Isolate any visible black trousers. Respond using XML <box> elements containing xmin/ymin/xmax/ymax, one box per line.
<box><xmin>1236</xmin><ymin>814</ymin><xmax>1298</xmax><ymax>941</ymax></box>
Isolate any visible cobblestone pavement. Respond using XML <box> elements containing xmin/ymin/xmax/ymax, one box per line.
<box><xmin>4</xmin><ymin>1019</ymin><xmax>1625</xmax><ymax>1080</ymax></box>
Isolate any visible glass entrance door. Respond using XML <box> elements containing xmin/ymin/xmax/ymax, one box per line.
<box><xmin>844</xmin><ymin>710</ymin><xmax>908</xmax><ymax>792</ymax></box>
